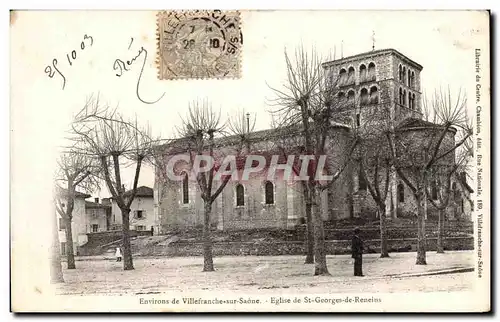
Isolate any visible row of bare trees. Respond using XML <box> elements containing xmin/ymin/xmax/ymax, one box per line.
<box><xmin>52</xmin><ymin>45</ymin><xmax>472</xmax><ymax>282</ymax></box>
<box><xmin>52</xmin><ymin>95</ymin><xmax>257</xmax><ymax>278</ymax></box>
<box><xmin>53</xmin><ymin>95</ymin><xmax>159</xmax><ymax>278</ymax></box>
<box><xmin>267</xmin><ymin>46</ymin><xmax>473</xmax><ymax>270</ymax></box>
<box><xmin>268</xmin><ymin>47</ymin><xmax>362</xmax><ymax>275</ymax></box>
<box><xmin>154</xmin><ymin>101</ymin><xmax>256</xmax><ymax>271</ymax></box>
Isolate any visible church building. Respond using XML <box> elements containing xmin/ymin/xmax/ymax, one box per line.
<box><xmin>153</xmin><ymin>48</ymin><xmax>472</xmax><ymax>233</ymax></box>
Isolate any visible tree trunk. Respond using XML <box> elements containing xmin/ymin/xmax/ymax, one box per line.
<box><xmin>304</xmin><ymin>197</ymin><xmax>314</xmax><ymax>264</ymax></box>
<box><xmin>415</xmin><ymin>190</ymin><xmax>427</xmax><ymax>265</ymax></box>
<box><xmin>63</xmin><ymin>217</ymin><xmax>76</xmax><ymax>269</ymax></box>
<box><xmin>121</xmin><ymin>208</ymin><xmax>134</xmax><ymax>270</ymax></box>
<box><xmin>203</xmin><ymin>202</ymin><xmax>215</xmax><ymax>272</ymax></box>
<box><xmin>51</xmin><ymin>208</ymin><xmax>64</xmax><ymax>283</ymax></box>
<box><xmin>311</xmin><ymin>187</ymin><xmax>329</xmax><ymax>276</ymax></box>
<box><xmin>437</xmin><ymin>208</ymin><xmax>445</xmax><ymax>253</ymax></box>
<box><xmin>348</xmin><ymin>181</ymin><xmax>354</xmax><ymax>219</ymax></box>
<box><xmin>379</xmin><ymin>206</ymin><xmax>389</xmax><ymax>258</ymax></box>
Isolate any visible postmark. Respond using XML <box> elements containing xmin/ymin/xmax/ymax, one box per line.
<box><xmin>157</xmin><ymin>10</ymin><xmax>242</xmax><ymax>80</ymax></box>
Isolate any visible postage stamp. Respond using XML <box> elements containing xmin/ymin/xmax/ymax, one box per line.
<box><xmin>157</xmin><ymin>10</ymin><xmax>242</xmax><ymax>80</ymax></box>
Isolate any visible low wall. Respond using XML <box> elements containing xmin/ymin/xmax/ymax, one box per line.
<box><xmin>78</xmin><ymin>230</ymin><xmax>153</xmax><ymax>256</ymax></box>
<box><xmin>142</xmin><ymin>236</ymin><xmax>473</xmax><ymax>257</ymax></box>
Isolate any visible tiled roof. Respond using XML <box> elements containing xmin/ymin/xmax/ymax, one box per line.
<box><xmin>395</xmin><ymin>118</ymin><xmax>456</xmax><ymax>134</ymax></box>
<box><xmin>123</xmin><ymin>186</ymin><xmax>153</xmax><ymax>198</ymax></box>
<box><xmin>158</xmin><ymin>122</ymin><xmax>350</xmax><ymax>155</ymax></box>
<box><xmin>396</xmin><ymin>117</ymin><xmax>441</xmax><ymax>129</ymax></box>
<box><xmin>57</xmin><ymin>187</ymin><xmax>91</xmax><ymax>199</ymax></box>
<box><xmin>85</xmin><ymin>201</ymin><xmax>111</xmax><ymax>209</ymax></box>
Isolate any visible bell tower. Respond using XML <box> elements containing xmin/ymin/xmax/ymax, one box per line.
<box><xmin>322</xmin><ymin>48</ymin><xmax>424</xmax><ymax>126</ymax></box>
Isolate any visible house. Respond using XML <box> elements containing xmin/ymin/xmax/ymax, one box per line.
<box><xmin>85</xmin><ymin>198</ymin><xmax>112</xmax><ymax>232</ymax></box>
<box><xmin>57</xmin><ymin>186</ymin><xmax>157</xmax><ymax>255</ymax></box>
<box><xmin>109</xmin><ymin>186</ymin><xmax>157</xmax><ymax>233</ymax></box>
<box><xmin>57</xmin><ymin>192</ymin><xmax>111</xmax><ymax>255</ymax></box>
<box><xmin>56</xmin><ymin>190</ymin><xmax>90</xmax><ymax>256</ymax></box>
<box><xmin>154</xmin><ymin>48</ymin><xmax>474</xmax><ymax>232</ymax></box>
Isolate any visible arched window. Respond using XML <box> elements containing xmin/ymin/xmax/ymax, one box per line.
<box><xmin>347</xmin><ymin>66</ymin><xmax>355</xmax><ymax>85</ymax></box>
<box><xmin>236</xmin><ymin>184</ymin><xmax>245</xmax><ymax>206</ymax></box>
<box><xmin>407</xmin><ymin>69</ymin><xmax>411</xmax><ymax>87</ymax></box>
<box><xmin>338</xmin><ymin>91</ymin><xmax>345</xmax><ymax>104</ymax></box>
<box><xmin>408</xmin><ymin>92</ymin><xmax>413</xmax><ymax>109</ymax></box>
<box><xmin>402</xmin><ymin>66</ymin><xmax>406</xmax><ymax>84</ymax></box>
<box><xmin>264</xmin><ymin>181</ymin><xmax>274</xmax><ymax>205</ymax></box>
<box><xmin>399</xmin><ymin>87</ymin><xmax>403</xmax><ymax>105</ymax></box>
<box><xmin>398</xmin><ymin>65</ymin><xmax>403</xmax><ymax>82</ymax></box>
<box><xmin>398</xmin><ymin>183</ymin><xmax>405</xmax><ymax>203</ymax></box>
<box><xmin>403</xmin><ymin>90</ymin><xmax>407</xmax><ymax>107</ymax></box>
<box><xmin>431</xmin><ymin>181</ymin><xmax>438</xmax><ymax>200</ymax></box>
<box><xmin>368</xmin><ymin>62</ymin><xmax>376</xmax><ymax>81</ymax></box>
<box><xmin>339</xmin><ymin>68</ymin><xmax>347</xmax><ymax>85</ymax></box>
<box><xmin>359</xmin><ymin>64</ymin><xmax>367</xmax><ymax>82</ymax></box>
<box><xmin>453</xmin><ymin>182</ymin><xmax>460</xmax><ymax>200</ymax></box>
<box><xmin>360</xmin><ymin>88</ymin><xmax>369</xmax><ymax>106</ymax></box>
<box><xmin>412</xmin><ymin>93</ymin><xmax>416</xmax><ymax>109</ymax></box>
<box><xmin>358</xmin><ymin>170</ymin><xmax>367</xmax><ymax>191</ymax></box>
<box><xmin>347</xmin><ymin>90</ymin><xmax>355</xmax><ymax>106</ymax></box>
<box><xmin>182</xmin><ymin>172</ymin><xmax>189</xmax><ymax>204</ymax></box>
<box><xmin>411</xmin><ymin>71</ymin><xmax>416</xmax><ymax>88</ymax></box>
<box><xmin>369</xmin><ymin>86</ymin><xmax>379</xmax><ymax>104</ymax></box>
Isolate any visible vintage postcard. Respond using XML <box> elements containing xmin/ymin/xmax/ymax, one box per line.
<box><xmin>10</xmin><ymin>10</ymin><xmax>490</xmax><ymax>312</ymax></box>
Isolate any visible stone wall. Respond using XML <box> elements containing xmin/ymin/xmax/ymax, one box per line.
<box><xmin>78</xmin><ymin>229</ymin><xmax>153</xmax><ymax>256</ymax></box>
<box><xmin>219</xmin><ymin>178</ymin><xmax>289</xmax><ymax>230</ymax></box>
<box><xmin>146</xmin><ymin>237</ymin><xmax>473</xmax><ymax>257</ymax></box>
<box><xmin>391</xmin><ymin>53</ymin><xmax>422</xmax><ymax>114</ymax></box>
<box><xmin>157</xmin><ymin>126</ymin><xmax>354</xmax><ymax>231</ymax></box>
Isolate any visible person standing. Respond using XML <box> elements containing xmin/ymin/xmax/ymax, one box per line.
<box><xmin>352</xmin><ymin>228</ymin><xmax>364</xmax><ymax>276</ymax></box>
<box><xmin>115</xmin><ymin>247</ymin><xmax>122</xmax><ymax>262</ymax></box>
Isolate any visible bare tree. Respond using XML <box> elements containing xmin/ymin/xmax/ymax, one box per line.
<box><xmin>357</xmin><ymin>140</ymin><xmax>392</xmax><ymax>258</ymax></box>
<box><xmin>268</xmin><ymin>121</ymin><xmax>314</xmax><ymax>263</ymax></box>
<box><xmin>55</xmin><ymin>152</ymin><xmax>99</xmax><ymax>269</ymax></box>
<box><xmin>174</xmin><ymin>100</ymin><xmax>253</xmax><ymax>272</ymax></box>
<box><xmin>353</xmin><ymin>105</ymin><xmax>399</xmax><ymax>258</ymax></box>
<box><xmin>70</xmin><ymin>95</ymin><xmax>153</xmax><ymax>270</ymax></box>
<box><xmin>268</xmin><ymin>46</ymin><xmax>359</xmax><ymax>275</ymax></box>
<box><xmin>427</xmin><ymin>140</ymin><xmax>472</xmax><ymax>253</ymax></box>
<box><xmin>50</xmin><ymin>195</ymin><xmax>64</xmax><ymax>283</ymax></box>
<box><xmin>387</xmin><ymin>87</ymin><xmax>472</xmax><ymax>265</ymax></box>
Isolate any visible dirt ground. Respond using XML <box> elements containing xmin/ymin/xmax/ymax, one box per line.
<box><xmin>57</xmin><ymin>251</ymin><xmax>474</xmax><ymax>295</ymax></box>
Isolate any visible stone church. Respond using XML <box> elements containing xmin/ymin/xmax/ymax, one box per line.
<box><xmin>153</xmin><ymin>48</ymin><xmax>473</xmax><ymax>232</ymax></box>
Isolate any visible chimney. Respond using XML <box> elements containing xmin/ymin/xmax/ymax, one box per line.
<box><xmin>94</xmin><ymin>197</ymin><xmax>99</xmax><ymax>204</ymax></box>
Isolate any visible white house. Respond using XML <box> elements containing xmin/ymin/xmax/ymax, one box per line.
<box><xmin>57</xmin><ymin>190</ymin><xmax>89</xmax><ymax>255</ymax></box>
<box><xmin>57</xmin><ymin>188</ymin><xmax>113</xmax><ymax>255</ymax></box>
<box><xmin>109</xmin><ymin>186</ymin><xmax>157</xmax><ymax>233</ymax></box>
<box><xmin>85</xmin><ymin>198</ymin><xmax>112</xmax><ymax>233</ymax></box>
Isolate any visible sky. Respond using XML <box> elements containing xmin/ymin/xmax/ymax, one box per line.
<box><xmin>11</xmin><ymin>10</ymin><xmax>489</xmax><ymax>199</ymax></box>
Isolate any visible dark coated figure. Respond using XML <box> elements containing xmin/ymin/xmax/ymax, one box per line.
<box><xmin>352</xmin><ymin>228</ymin><xmax>364</xmax><ymax>276</ymax></box>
